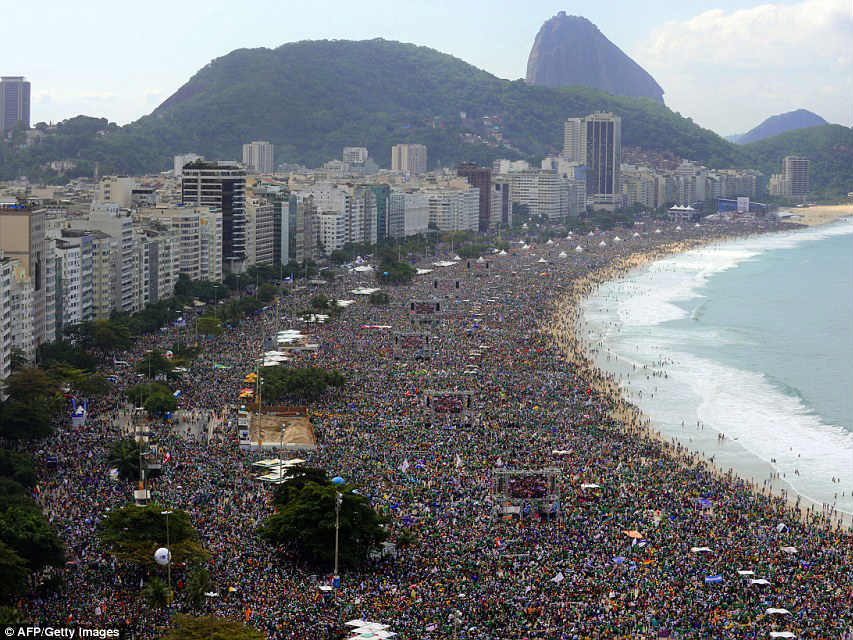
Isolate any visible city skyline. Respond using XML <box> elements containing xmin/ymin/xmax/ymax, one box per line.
<box><xmin>5</xmin><ymin>0</ymin><xmax>851</xmax><ymax>135</ymax></box>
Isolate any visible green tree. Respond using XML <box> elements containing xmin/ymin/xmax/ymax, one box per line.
<box><xmin>0</xmin><ymin>505</ymin><xmax>65</xmax><ymax>572</ymax></box>
<box><xmin>0</xmin><ymin>541</ymin><xmax>29</xmax><ymax>600</ymax></box>
<box><xmin>195</xmin><ymin>315</ymin><xmax>223</xmax><ymax>337</ymax></box>
<box><xmin>0</xmin><ymin>368</ymin><xmax>63</xmax><ymax>440</ymax></box>
<box><xmin>144</xmin><ymin>392</ymin><xmax>178</xmax><ymax>417</ymax></box>
<box><xmin>107</xmin><ymin>439</ymin><xmax>141</xmax><ymax>481</ymax></box>
<box><xmin>97</xmin><ymin>503</ymin><xmax>205</xmax><ymax>565</ymax></box>
<box><xmin>143</xmin><ymin>576</ymin><xmax>170</xmax><ymax>609</ymax></box>
<box><xmin>184</xmin><ymin>565</ymin><xmax>213</xmax><ymax>610</ymax></box>
<box><xmin>368</xmin><ymin>291</ymin><xmax>390</xmax><ymax>305</ymax></box>
<box><xmin>82</xmin><ymin>318</ymin><xmax>132</xmax><ymax>350</ymax></box>
<box><xmin>376</xmin><ymin>261</ymin><xmax>416</xmax><ymax>285</ymax></box>
<box><xmin>0</xmin><ymin>449</ymin><xmax>36</xmax><ymax>488</ymax></box>
<box><xmin>137</xmin><ymin>350</ymin><xmax>174</xmax><ymax>379</ymax></box>
<box><xmin>259</xmin><ymin>367</ymin><xmax>344</xmax><ymax>403</ymax></box>
<box><xmin>259</xmin><ymin>480</ymin><xmax>387</xmax><ymax>567</ymax></box>
<box><xmin>159</xmin><ymin>614</ymin><xmax>266</xmax><ymax>640</ymax></box>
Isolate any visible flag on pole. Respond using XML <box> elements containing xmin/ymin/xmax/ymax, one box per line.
<box><xmin>455</xmin><ymin>454</ymin><xmax>462</xmax><ymax>469</ymax></box>
<box><xmin>399</xmin><ymin>457</ymin><xmax>410</xmax><ymax>473</ymax></box>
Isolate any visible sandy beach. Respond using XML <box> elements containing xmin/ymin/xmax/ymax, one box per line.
<box><xmin>782</xmin><ymin>203</ymin><xmax>853</xmax><ymax>226</ymax></box>
<box><xmin>547</xmin><ymin>236</ymin><xmax>852</xmax><ymax>532</ymax></box>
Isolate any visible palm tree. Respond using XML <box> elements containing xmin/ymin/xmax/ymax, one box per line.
<box><xmin>107</xmin><ymin>439</ymin><xmax>141</xmax><ymax>481</ymax></box>
<box><xmin>143</xmin><ymin>576</ymin><xmax>169</xmax><ymax>608</ymax></box>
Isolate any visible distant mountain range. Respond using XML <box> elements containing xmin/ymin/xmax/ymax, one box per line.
<box><xmin>727</xmin><ymin>109</ymin><xmax>828</xmax><ymax>144</ymax></box>
<box><xmin>526</xmin><ymin>12</ymin><xmax>665</xmax><ymax>104</ymax></box>
<box><xmin>0</xmin><ymin>39</ymin><xmax>850</xmax><ymax>197</ymax></box>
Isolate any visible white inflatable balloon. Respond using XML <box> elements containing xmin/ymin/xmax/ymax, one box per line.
<box><xmin>154</xmin><ymin>547</ymin><xmax>171</xmax><ymax>566</ymax></box>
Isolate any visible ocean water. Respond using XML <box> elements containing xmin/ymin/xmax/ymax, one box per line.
<box><xmin>580</xmin><ymin>218</ymin><xmax>853</xmax><ymax>516</ymax></box>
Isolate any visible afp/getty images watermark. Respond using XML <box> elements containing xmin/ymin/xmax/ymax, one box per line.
<box><xmin>3</xmin><ymin>627</ymin><xmax>125</xmax><ymax>639</ymax></box>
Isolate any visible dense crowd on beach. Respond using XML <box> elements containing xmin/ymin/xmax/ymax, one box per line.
<box><xmin>20</xmin><ymin>218</ymin><xmax>853</xmax><ymax>639</ymax></box>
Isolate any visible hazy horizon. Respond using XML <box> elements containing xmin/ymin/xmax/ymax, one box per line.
<box><xmin>5</xmin><ymin>0</ymin><xmax>852</xmax><ymax>135</ymax></box>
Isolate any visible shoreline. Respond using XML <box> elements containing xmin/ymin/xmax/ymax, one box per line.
<box><xmin>779</xmin><ymin>203</ymin><xmax>852</xmax><ymax>227</ymax></box>
<box><xmin>545</xmin><ymin>233</ymin><xmax>852</xmax><ymax>533</ymax></box>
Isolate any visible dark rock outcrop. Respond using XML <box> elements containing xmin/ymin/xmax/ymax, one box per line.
<box><xmin>526</xmin><ymin>12</ymin><xmax>664</xmax><ymax>103</ymax></box>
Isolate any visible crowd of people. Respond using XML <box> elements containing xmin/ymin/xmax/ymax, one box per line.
<box><xmin>21</xmin><ymin>217</ymin><xmax>852</xmax><ymax>639</ymax></box>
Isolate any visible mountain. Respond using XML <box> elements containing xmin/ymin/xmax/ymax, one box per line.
<box><xmin>526</xmin><ymin>13</ymin><xmax>664</xmax><ymax>104</ymax></box>
<box><xmin>1</xmin><ymin>39</ymin><xmax>849</xmax><ymax>197</ymax></box>
<box><xmin>742</xmin><ymin>124</ymin><xmax>852</xmax><ymax>198</ymax></box>
<box><xmin>725</xmin><ymin>134</ymin><xmax>744</xmax><ymax>144</ymax></box>
<box><xmin>0</xmin><ymin>39</ymin><xmax>731</xmax><ymax>181</ymax></box>
<box><xmin>738</xmin><ymin>109</ymin><xmax>828</xmax><ymax>144</ymax></box>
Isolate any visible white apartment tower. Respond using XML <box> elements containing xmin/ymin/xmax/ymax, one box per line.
<box><xmin>562</xmin><ymin>118</ymin><xmax>583</xmax><ymax>162</ymax></box>
<box><xmin>242</xmin><ymin>141</ymin><xmax>274</xmax><ymax>173</ymax></box>
<box><xmin>391</xmin><ymin>144</ymin><xmax>428</xmax><ymax>175</ymax></box>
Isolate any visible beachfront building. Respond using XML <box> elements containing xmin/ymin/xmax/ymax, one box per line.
<box><xmin>582</xmin><ymin>112</ymin><xmax>622</xmax><ymax>211</ymax></box>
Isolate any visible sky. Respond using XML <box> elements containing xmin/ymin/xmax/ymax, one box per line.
<box><xmin>6</xmin><ymin>0</ymin><xmax>852</xmax><ymax>136</ymax></box>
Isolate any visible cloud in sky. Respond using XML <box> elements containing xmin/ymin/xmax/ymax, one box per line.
<box><xmin>633</xmin><ymin>0</ymin><xmax>853</xmax><ymax>134</ymax></box>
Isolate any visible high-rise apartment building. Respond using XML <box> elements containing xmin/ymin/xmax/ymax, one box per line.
<box><xmin>0</xmin><ymin>204</ymin><xmax>52</xmax><ymax>347</ymax></box>
<box><xmin>562</xmin><ymin>117</ymin><xmax>583</xmax><ymax>162</ymax></box>
<box><xmin>0</xmin><ymin>254</ymin><xmax>13</xmax><ymax>384</ymax></box>
<box><xmin>582</xmin><ymin>112</ymin><xmax>622</xmax><ymax>210</ymax></box>
<box><xmin>242</xmin><ymin>141</ymin><xmax>274</xmax><ymax>173</ymax></box>
<box><xmin>456</xmin><ymin>163</ymin><xmax>492</xmax><ymax>232</ymax></box>
<box><xmin>245</xmin><ymin>198</ymin><xmax>275</xmax><ymax>266</ymax></box>
<box><xmin>343</xmin><ymin>147</ymin><xmax>369</xmax><ymax>164</ymax></box>
<box><xmin>489</xmin><ymin>176</ymin><xmax>512</xmax><ymax>229</ymax></box>
<box><xmin>0</xmin><ymin>77</ymin><xmax>31</xmax><ymax>132</ymax></box>
<box><xmin>389</xmin><ymin>190</ymin><xmax>429</xmax><ymax>239</ymax></box>
<box><xmin>783</xmin><ymin>156</ymin><xmax>809</xmax><ymax>200</ymax></box>
<box><xmin>173</xmin><ymin>153</ymin><xmax>203</xmax><ymax>177</ymax></box>
<box><xmin>391</xmin><ymin>144</ymin><xmax>428</xmax><ymax>175</ymax></box>
<box><xmin>182</xmin><ymin>161</ymin><xmax>246</xmax><ymax>273</ymax></box>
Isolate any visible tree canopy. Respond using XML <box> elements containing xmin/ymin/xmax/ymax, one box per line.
<box><xmin>259</xmin><ymin>367</ymin><xmax>344</xmax><ymax>403</ymax></box>
<box><xmin>159</xmin><ymin>614</ymin><xmax>266</xmax><ymax>640</ymax></box>
<box><xmin>97</xmin><ymin>503</ymin><xmax>206</xmax><ymax>565</ymax></box>
<box><xmin>259</xmin><ymin>471</ymin><xmax>386</xmax><ymax>567</ymax></box>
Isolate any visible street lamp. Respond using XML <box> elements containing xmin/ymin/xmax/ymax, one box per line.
<box><xmin>161</xmin><ymin>510</ymin><xmax>173</xmax><ymax>603</ymax></box>
<box><xmin>333</xmin><ymin>490</ymin><xmax>343</xmax><ymax>593</ymax></box>
<box><xmin>449</xmin><ymin>609</ymin><xmax>463</xmax><ymax>638</ymax></box>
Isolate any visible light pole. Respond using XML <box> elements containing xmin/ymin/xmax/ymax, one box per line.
<box><xmin>333</xmin><ymin>491</ymin><xmax>342</xmax><ymax>594</ymax></box>
<box><xmin>450</xmin><ymin>609</ymin><xmax>463</xmax><ymax>638</ymax></box>
<box><xmin>161</xmin><ymin>510</ymin><xmax>173</xmax><ymax>604</ymax></box>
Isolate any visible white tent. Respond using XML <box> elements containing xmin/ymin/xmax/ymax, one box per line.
<box><xmin>351</xmin><ymin>287</ymin><xmax>381</xmax><ymax>295</ymax></box>
<box><xmin>537</xmin><ymin>258</ymin><xmax>547</xmax><ymax>263</ymax></box>
<box><xmin>633</xmin><ymin>232</ymin><xmax>640</xmax><ymax>237</ymax></box>
<box><xmin>575</xmin><ymin>246</ymin><xmax>584</xmax><ymax>253</ymax></box>
<box><xmin>613</xmin><ymin>236</ymin><xmax>622</xmax><ymax>243</ymax></box>
<box><xmin>498</xmin><ymin>250</ymin><xmax>508</xmax><ymax>255</ymax></box>
<box><xmin>655</xmin><ymin>229</ymin><xmax>661</xmax><ymax>234</ymax></box>
<box><xmin>453</xmin><ymin>254</ymin><xmax>461</xmax><ymax>260</ymax></box>
<box><xmin>353</xmin><ymin>265</ymin><xmax>374</xmax><ymax>273</ymax></box>
<box><xmin>558</xmin><ymin>251</ymin><xmax>567</xmax><ymax>258</ymax></box>
<box><xmin>546</xmin><ymin>238</ymin><xmax>554</xmax><ymax>244</ymax></box>
<box><xmin>690</xmin><ymin>546</ymin><xmax>712</xmax><ymax>553</ymax></box>
<box><xmin>675</xmin><ymin>225</ymin><xmax>682</xmax><ymax>231</ymax></box>
<box><xmin>587</xmin><ymin>231</ymin><xmax>594</xmax><ymax>237</ymax></box>
<box><xmin>599</xmin><ymin>241</ymin><xmax>607</xmax><ymax>247</ymax></box>
<box><xmin>416</xmin><ymin>268</ymin><xmax>433</xmax><ymax>275</ymax></box>
<box><xmin>476</xmin><ymin>256</ymin><xmax>486</xmax><ymax>263</ymax></box>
